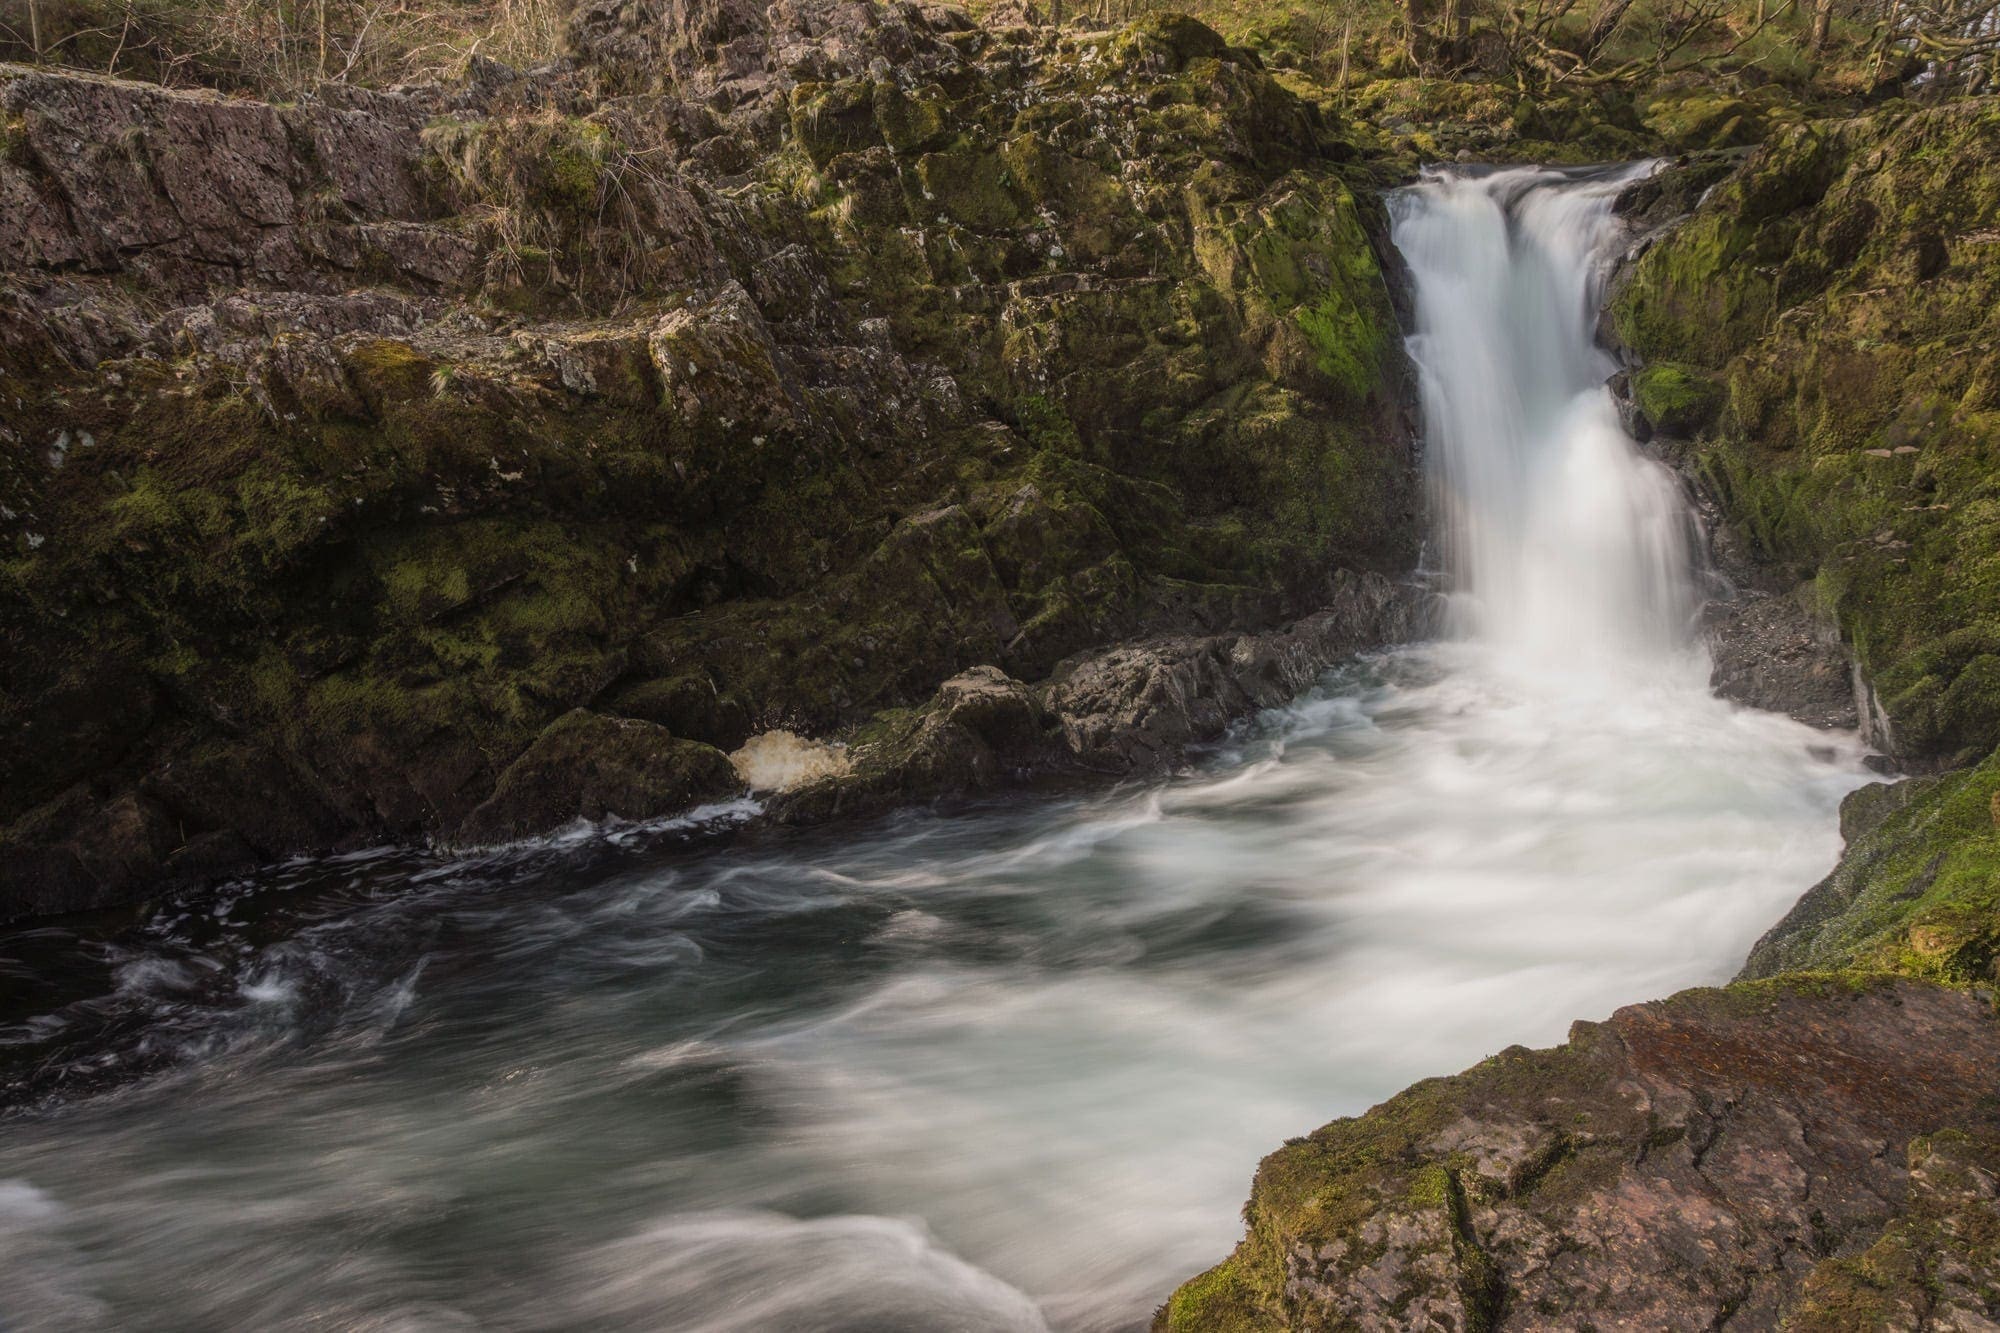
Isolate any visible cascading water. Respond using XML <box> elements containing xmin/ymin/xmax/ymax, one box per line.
<box><xmin>1395</xmin><ymin>163</ymin><xmax>1700</xmax><ymax>670</ymax></box>
<box><xmin>0</xmin><ymin>170</ymin><xmax>1871</xmax><ymax>1333</ymax></box>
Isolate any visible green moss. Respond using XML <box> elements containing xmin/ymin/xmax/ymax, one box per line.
<box><xmin>915</xmin><ymin>146</ymin><xmax>1026</xmax><ymax>230</ymax></box>
<box><xmin>344</xmin><ymin>338</ymin><xmax>435</xmax><ymax>406</ymax></box>
<box><xmin>1158</xmin><ymin>1257</ymin><xmax>1265</xmax><ymax>1333</ymax></box>
<box><xmin>1632</xmin><ymin>363</ymin><xmax>1724</xmax><ymax>437</ymax></box>
<box><xmin>1013</xmin><ymin>395</ymin><xmax>1085</xmax><ymax>457</ymax></box>
<box><xmin>1743</xmin><ymin>750</ymin><xmax>2000</xmax><ymax>986</ymax></box>
<box><xmin>1295</xmin><ymin>294</ymin><xmax>1384</xmax><ymax>402</ymax></box>
<box><xmin>874</xmin><ymin>81</ymin><xmax>952</xmax><ymax>156</ymax></box>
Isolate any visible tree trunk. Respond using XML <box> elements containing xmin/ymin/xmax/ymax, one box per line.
<box><xmin>1405</xmin><ymin>0</ymin><xmax>1430</xmax><ymax>65</ymax></box>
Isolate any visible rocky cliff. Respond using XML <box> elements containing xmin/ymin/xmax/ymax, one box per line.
<box><xmin>0</xmin><ymin>2</ymin><xmax>1422</xmax><ymax>918</ymax></box>
<box><xmin>1164</xmin><ymin>101</ymin><xmax>2000</xmax><ymax>1330</ymax></box>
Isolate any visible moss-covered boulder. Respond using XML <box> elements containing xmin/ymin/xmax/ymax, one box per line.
<box><xmin>455</xmin><ymin>709</ymin><xmax>743</xmax><ymax>845</ymax></box>
<box><xmin>1631</xmin><ymin>361</ymin><xmax>1724</xmax><ymax>437</ymax></box>
<box><xmin>1743</xmin><ymin>753</ymin><xmax>2000</xmax><ymax>985</ymax></box>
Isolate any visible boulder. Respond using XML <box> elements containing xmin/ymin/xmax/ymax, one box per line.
<box><xmin>454</xmin><ymin>710</ymin><xmax>744</xmax><ymax>845</ymax></box>
<box><xmin>1163</xmin><ymin>978</ymin><xmax>2000</xmax><ymax>1331</ymax></box>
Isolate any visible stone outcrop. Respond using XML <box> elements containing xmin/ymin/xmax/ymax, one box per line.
<box><xmin>771</xmin><ymin>569</ymin><xmax>1432</xmax><ymax>823</ymax></box>
<box><xmin>1161</xmin><ymin>978</ymin><xmax>2000</xmax><ymax>1331</ymax></box>
<box><xmin>1611</xmin><ymin>100</ymin><xmax>2000</xmax><ymax>767</ymax></box>
<box><xmin>0</xmin><ymin>3</ymin><xmax>1419</xmax><ymax>919</ymax></box>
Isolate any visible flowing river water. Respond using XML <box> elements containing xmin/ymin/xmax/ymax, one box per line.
<box><xmin>0</xmin><ymin>166</ymin><xmax>1873</xmax><ymax>1331</ymax></box>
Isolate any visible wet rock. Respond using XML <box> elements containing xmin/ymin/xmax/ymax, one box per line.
<box><xmin>769</xmin><ymin>665</ymin><xmax>1061</xmax><ymax>822</ymax></box>
<box><xmin>454</xmin><ymin>710</ymin><xmax>744</xmax><ymax>845</ymax></box>
<box><xmin>1048</xmin><ymin>572</ymin><xmax>1432</xmax><ymax>773</ymax></box>
<box><xmin>1703</xmin><ymin>588</ymin><xmax>1859</xmax><ymax>731</ymax></box>
<box><xmin>773</xmin><ymin>573</ymin><xmax>1433</xmax><ymax>821</ymax></box>
<box><xmin>1163</xmin><ymin>978</ymin><xmax>2000</xmax><ymax>1331</ymax></box>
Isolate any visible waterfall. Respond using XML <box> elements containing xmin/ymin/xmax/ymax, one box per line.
<box><xmin>1391</xmin><ymin>164</ymin><xmax>1697</xmax><ymax>676</ymax></box>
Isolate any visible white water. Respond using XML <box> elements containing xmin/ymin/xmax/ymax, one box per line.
<box><xmin>0</xmin><ymin>167</ymin><xmax>1870</xmax><ymax>1332</ymax></box>
<box><xmin>1399</xmin><ymin>162</ymin><xmax>1698</xmax><ymax>669</ymax></box>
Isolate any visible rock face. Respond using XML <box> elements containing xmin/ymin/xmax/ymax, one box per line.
<box><xmin>1702</xmin><ymin>589</ymin><xmax>1859</xmax><ymax>730</ymax></box>
<box><xmin>0</xmin><ymin>3</ymin><xmax>1419</xmax><ymax>919</ymax></box>
<box><xmin>1162</xmin><ymin>978</ymin><xmax>2000</xmax><ymax>1332</ymax></box>
<box><xmin>1610</xmin><ymin>101</ymin><xmax>2000</xmax><ymax>767</ymax></box>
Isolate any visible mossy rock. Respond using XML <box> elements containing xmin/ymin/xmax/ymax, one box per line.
<box><xmin>1632</xmin><ymin>362</ymin><xmax>1723</xmax><ymax>437</ymax></box>
<box><xmin>790</xmin><ymin>79</ymin><xmax>884</xmax><ymax>167</ymax></box>
<box><xmin>1613</xmin><ymin>100</ymin><xmax>2000</xmax><ymax>761</ymax></box>
<box><xmin>454</xmin><ymin>709</ymin><xmax>743</xmax><ymax>845</ymax></box>
<box><xmin>874</xmin><ymin>81</ymin><xmax>954</xmax><ymax>155</ymax></box>
<box><xmin>1110</xmin><ymin>13</ymin><xmax>1231</xmax><ymax>73</ymax></box>
<box><xmin>1642</xmin><ymin>92</ymin><xmax>1764</xmax><ymax>152</ymax></box>
<box><xmin>1744</xmin><ymin>749</ymin><xmax>2000</xmax><ymax>986</ymax></box>
<box><xmin>914</xmin><ymin>145</ymin><xmax>1027</xmax><ymax>229</ymax></box>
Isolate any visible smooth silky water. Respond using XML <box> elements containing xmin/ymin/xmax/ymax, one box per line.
<box><xmin>0</xmin><ymin>166</ymin><xmax>1873</xmax><ymax>1331</ymax></box>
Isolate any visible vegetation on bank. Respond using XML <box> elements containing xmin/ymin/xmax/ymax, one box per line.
<box><xmin>0</xmin><ymin>0</ymin><xmax>568</xmax><ymax>90</ymax></box>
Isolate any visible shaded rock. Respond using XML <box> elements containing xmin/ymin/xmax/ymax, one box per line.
<box><xmin>769</xmin><ymin>664</ymin><xmax>1061</xmax><ymax>823</ymax></box>
<box><xmin>1703</xmin><ymin>587</ymin><xmax>1859</xmax><ymax>731</ymax></box>
<box><xmin>454</xmin><ymin>709</ymin><xmax>744</xmax><ymax>845</ymax></box>
<box><xmin>0</xmin><ymin>789</ymin><xmax>177</xmax><ymax>917</ymax></box>
<box><xmin>1163</xmin><ymin>977</ymin><xmax>2000</xmax><ymax>1331</ymax></box>
<box><xmin>1047</xmin><ymin>572</ymin><xmax>1431</xmax><ymax>773</ymax></box>
<box><xmin>773</xmin><ymin>573</ymin><xmax>1433</xmax><ymax>822</ymax></box>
